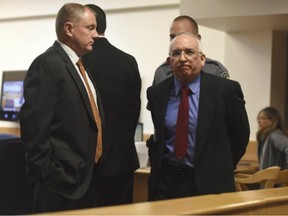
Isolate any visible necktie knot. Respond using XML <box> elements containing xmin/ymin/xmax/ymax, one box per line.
<box><xmin>76</xmin><ymin>59</ymin><xmax>86</xmax><ymax>77</ymax></box>
<box><xmin>180</xmin><ymin>85</ymin><xmax>191</xmax><ymax>96</ymax></box>
<box><xmin>76</xmin><ymin>59</ymin><xmax>84</xmax><ymax>67</ymax></box>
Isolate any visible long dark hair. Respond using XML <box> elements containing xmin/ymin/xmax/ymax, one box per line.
<box><xmin>256</xmin><ymin>106</ymin><xmax>283</xmax><ymax>143</ymax></box>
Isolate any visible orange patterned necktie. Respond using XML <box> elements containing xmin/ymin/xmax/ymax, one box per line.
<box><xmin>174</xmin><ymin>85</ymin><xmax>191</xmax><ymax>159</ymax></box>
<box><xmin>77</xmin><ymin>59</ymin><xmax>102</xmax><ymax>163</ymax></box>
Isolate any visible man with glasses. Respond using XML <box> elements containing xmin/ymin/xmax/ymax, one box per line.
<box><xmin>152</xmin><ymin>15</ymin><xmax>229</xmax><ymax>85</ymax></box>
<box><xmin>146</xmin><ymin>32</ymin><xmax>250</xmax><ymax>200</ymax></box>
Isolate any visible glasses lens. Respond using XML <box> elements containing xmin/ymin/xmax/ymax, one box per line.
<box><xmin>171</xmin><ymin>49</ymin><xmax>197</xmax><ymax>58</ymax></box>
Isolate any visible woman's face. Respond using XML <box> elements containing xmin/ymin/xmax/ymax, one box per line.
<box><xmin>257</xmin><ymin>111</ymin><xmax>273</xmax><ymax>131</ymax></box>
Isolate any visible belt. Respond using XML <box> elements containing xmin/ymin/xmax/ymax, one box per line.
<box><xmin>161</xmin><ymin>160</ymin><xmax>195</xmax><ymax>178</ymax></box>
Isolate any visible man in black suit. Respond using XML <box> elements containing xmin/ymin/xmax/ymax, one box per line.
<box><xmin>82</xmin><ymin>4</ymin><xmax>141</xmax><ymax>206</ymax></box>
<box><xmin>146</xmin><ymin>32</ymin><xmax>250</xmax><ymax>201</ymax></box>
<box><xmin>20</xmin><ymin>3</ymin><xmax>103</xmax><ymax>213</ymax></box>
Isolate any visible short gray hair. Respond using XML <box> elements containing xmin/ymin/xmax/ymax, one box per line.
<box><xmin>55</xmin><ymin>3</ymin><xmax>86</xmax><ymax>39</ymax></box>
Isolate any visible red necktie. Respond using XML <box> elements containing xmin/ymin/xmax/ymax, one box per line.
<box><xmin>175</xmin><ymin>85</ymin><xmax>191</xmax><ymax>159</ymax></box>
<box><xmin>77</xmin><ymin>59</ymin><xmax>102</xmax><ymax>163</ymax></box>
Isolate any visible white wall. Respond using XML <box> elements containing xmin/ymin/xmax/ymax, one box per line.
<box><xmin>199</xmin><ymin>26</ymin><xmax>226</xmax><ymax>64</ymax></box>
<box><xmin>225</xmin><ymin>31</ymin><xmax>272</xmax><ymax>140</ymax></box>
<box><xmin>0</xmin><ymin>0</ymin><xmax>179</xmax><ymax>19</ymax></box>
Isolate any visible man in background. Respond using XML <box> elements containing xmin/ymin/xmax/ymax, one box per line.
<box><xmin>83</xmin><ymin>4</ymin><xmax>141</xmax><ymax>206</ymax></box>
<box><xmin>153</xmin><ymin>15</ymin><xmax>229</xmax><ymax>85</ymax></box>
<box><xmin>20</xmin><ymin>3</ymin><xmax>103</xmax><ymax>213</ymax></box>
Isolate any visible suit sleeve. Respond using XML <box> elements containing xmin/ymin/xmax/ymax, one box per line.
<box><xmin>129</xmin><ymin>57</ymin><xmax>141</xmax><ymax>129</ymax></box>
<box><xmin>20</xmin><ymin>57</ymin><xmax>57</xmax><ymax>182</ymax></box>
<box><xmin>226</xmin><ymin>82</ymin><xmax>250</xmax><ymax>168</ymax></box>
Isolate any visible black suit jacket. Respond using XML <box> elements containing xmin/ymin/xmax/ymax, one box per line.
<box><xmin>146</xmin><ymin>72</ymin><xmax>250</xmax><ymax>196</ymax></box>
<box><xmin>83</xmin><ymin>37</ymin><xmax>141</xmax><ymax>176</ymax></box>
<box><xmin>20</xmin><ymin>41</ymin><xmax>104</xmax><ymax>199</ymax></box>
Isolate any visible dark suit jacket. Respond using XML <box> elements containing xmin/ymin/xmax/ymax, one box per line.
<box><xmin>83</xmin><ymin>37</ymin><xmax>141</xmax><ymax>176</ymax></box>
<box><xmin>146</xmin><ymin>72</ymin><xmax>250</xmax><ymax>196</ymax></box>
<box><xmin>20</xmin><ymin>41</ymin><xmax>104</xmax><ymax>199</ymax></box>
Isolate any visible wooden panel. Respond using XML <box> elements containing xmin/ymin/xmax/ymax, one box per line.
<box><xmin>133</xmin><ymin>168</ymin><xmax>149</xmax><ymax>203</ymax></box>
<box><xmin>0</xmin><ymin>127</ymin><xmax>20</xmax><ymax>136</ymax></box>
<box><xmin>237</xmin><ymin>140</ymin><xmax>259</xmax><ymax>173</ymax></box>
<box><xmin>48</xmin><ymin>187</ymin><xmax>288</xmax><ymax>215</ymax></box>
<box><xmin>239</xmin><ymin>140</ymin><xmax>258</xmax><ymax>164</ymax></box>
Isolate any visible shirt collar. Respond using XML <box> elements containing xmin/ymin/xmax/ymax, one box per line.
<box><xmin>174</xmin><ymin>74</ymin><xmax>201</xmax><ymax>95</ymax></box>
<box><xmin>57</xmin><ymin>40</ymin><xmax>79</xmax><ymax>65</ymax></box>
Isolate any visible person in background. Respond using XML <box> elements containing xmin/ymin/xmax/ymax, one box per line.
<box><xmin>146</xmin><ymin>32</ymin><xmax>250</xmax><ymax>201</ymax></box>
<box><xmin>20</xmin><ymin>3</ymin><xmax>103</xmax><ymax>213</ymax></box>
<box><xmin>256</xmin><ymin>106</ymin><xmax>288</xmax><ymax>170</ymax></box>
<box><xmin>82</xmin><ymin>4</ymin><xmax>141</xmax><ymax>206</ymax></box>
<box><xmin>153</xmin><ymin>15</ymin><xmax>229</xmax><ymax>85</ymax></box>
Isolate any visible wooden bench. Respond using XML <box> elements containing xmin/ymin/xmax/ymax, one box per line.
<box><xmin>49</xmin><ymin>187</ymin><xmax>288</xmax><ymax>215</ymax></box>
<box><xmin>236</xmin><ymin>140</ymin><xmax>259</xmax><ymax>174</ymax></box>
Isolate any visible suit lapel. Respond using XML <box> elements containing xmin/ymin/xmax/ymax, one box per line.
<box><xmin>194</xmin><ymin>73</ymin><xmax>218</xmax><ymax>162</ymax></box>
<box><xmin>157</xmin><ymin>81</ymin><xmax>172</xmax><ymax>126</ymax></box>
<box><xmin>52</xmin><ymin>41</ymin><xmax>96</xmax><ymax>123</ymax></box>
<box><xmin>149</xmin><ymin>77</ymin><xmax>173</xmax><ymax>143</ymax></box>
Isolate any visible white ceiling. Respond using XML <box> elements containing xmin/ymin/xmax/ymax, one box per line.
<box><xmin>196</xmin><ymin>14</ymin><xmax>288</xmax><ymax>33</ymax></box>
<box><xmin>180</xmin><ymin>0</ymin><xmax>288</xmax><ymax>33</ymax></box>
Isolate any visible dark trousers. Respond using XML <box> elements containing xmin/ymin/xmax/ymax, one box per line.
<box><xmin>151</xmin><ymin>161</ymin><xmax>197</xmax><ymax>201</ymax></box>
<box><xmin>93</xmin><ymin>172</ymin><xmax>134</xmax><ymax>207</ymax></box>
<box><xmin>31</xmin><ymin>180</ymin><xmax>99</xmax><ymax>214</ymax></box>
<box><xmin>31</xmin><ymin>170</ymin><xmax>134</xmax><ymax>213</ymax></box>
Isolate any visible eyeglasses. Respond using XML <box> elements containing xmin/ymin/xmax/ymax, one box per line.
<box><xmin>170</xmin><ymin>49</ymin><xmax>202</xmax><ymax>58</ymax></box>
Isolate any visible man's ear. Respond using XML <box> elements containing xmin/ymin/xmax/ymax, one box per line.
<box><xmin>197</xmin><ymin>34</ymin><xmax>202</xmax><ymax>40</ymax></box>
<box><xmin>200</xmin><ymin>53</ymin><xmax>206</xmax><ymax>66</ymax></box>
<box><xmin>64</xmin><ymin>22</ymin><xmax>74</xmax><ymax>36</ymax></box>
<box><xmin>201</xmin><ymin>53</ymin><xmax>206</xmax><ymax>59</ymax></box>
<box><xmin>166</xmin><ymin>56</ymin><xmax>171</xmax><ymax>65</ymax></box>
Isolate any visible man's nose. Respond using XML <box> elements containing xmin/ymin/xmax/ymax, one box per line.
<box><xmin>179</xmin><ymin>51</ymin><xmax>187</xmax><ymax>60</ymax></box>
<box><xmin>92</xmin><ymin>29</ymin><xmax>98</xmax><ymax>39</ymax></box>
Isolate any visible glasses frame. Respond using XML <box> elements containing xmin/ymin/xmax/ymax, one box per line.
<box><xmin>169</xmin><ymin>49</ymin><xmax>203</xmax><ymax>59</ymax></box>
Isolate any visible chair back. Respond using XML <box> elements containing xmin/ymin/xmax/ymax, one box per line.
<box><xmin>276</xmin><ymin>169</ymin><xmax>288</xmax><ymax>187</ymax></box>
<box><xmin>0</xmin><ymin>137</ymin><xmax>32</xmax><ymax>214</ymax></box>
<box><xmin>235</xmin><ymin>166</ymin><xmax>281</xmax><ymax>191</ymax></box>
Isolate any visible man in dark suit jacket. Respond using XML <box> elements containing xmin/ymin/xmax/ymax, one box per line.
<box><xmin>82</xmin><ymin>4</ymin><xmax>141</xmax><ymax>206</ymax></box>
<box><xmin>146</xmin><ymin>32</ymin><xmax>250</xmax><ymax>201</ymax></box>
<box><xmin>20</xmin><ymin>3</ymin><xmax>103</xmax><ymax>213</ymax></box>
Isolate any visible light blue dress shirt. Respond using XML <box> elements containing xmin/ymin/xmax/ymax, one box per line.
<box><xmin>164</xmin><ymin>75</ymin><xmax>201</xmax><ymax>168</ymax></box>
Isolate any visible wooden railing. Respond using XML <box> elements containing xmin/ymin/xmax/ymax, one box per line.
<box><xmin>46</xmin><ymin>187</ymin><xmax>288</xmax><ymax>215</ymax></box>
<box><xmin>0</xmin><ymin>127</ymin><xmax>20</xmax><ymax>137</ymax></box>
